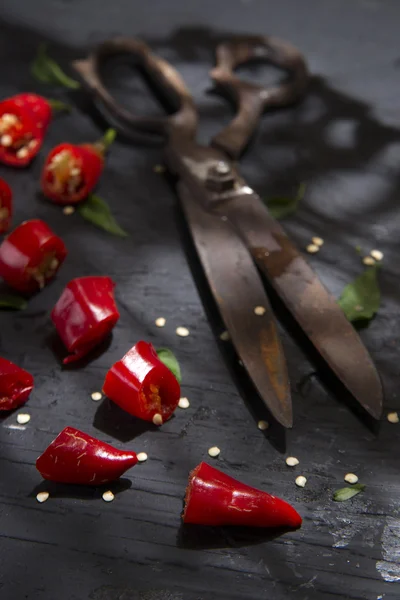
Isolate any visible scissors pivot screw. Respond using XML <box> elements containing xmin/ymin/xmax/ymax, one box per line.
<box><xmin>206</xmin><ymin>161</ymin><xmax>234</xmax><ymax>192</ymax></box>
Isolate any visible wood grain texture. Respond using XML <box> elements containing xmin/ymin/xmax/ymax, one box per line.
<box><xmin>1</xmin><ymin>1</ymin><xmax>400</xmax><ymax>598</ymax></box>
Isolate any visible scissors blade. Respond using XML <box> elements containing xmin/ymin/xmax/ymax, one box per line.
<box><xmin>177</xmin><ymin>181</ymin><xmax>292</xmax><ymax>428</ymax></box>
<box><xmin>221</xmin><ymin>190</ymin><xmax>383</xmax><ymax>420</ymax></box>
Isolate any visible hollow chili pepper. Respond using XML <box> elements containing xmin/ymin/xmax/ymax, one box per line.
<box><xmin>0</xmin><ymin>178</ymin><xmax>12</xmax><ymax>234</ymax></box>
<box><xmin>103</xmin><ymin>341</ymin><xmax>181</xmax><ymax>426</ymax></box>
<box><xmin>41</xmin><ymin>129</ymin><xmax>115</xmax><ymax>205</ymax></box>
<box><xmin>36</xmin><ymin>426</ymin><xmax>138</xmax><ymax>485</ymax></box>
<box><xmin>0</xmin><ymin>357</ymin><xmax>34</xmax><ymax>411</ymax></box>
<box><xmin>51</xmin><ymin>276</ymin><xmax>120</xmax><ymax>365</ymax></box>
<box><xmin>11</xmin><ymin>93</ymin><xmax>52</xmax><ymax>133</ymax></box>
<box><xmin>0</xmin><ymin>219</ymin><xmax>67</xmax><ymax>294</ymax></box>
<box><xmin>0</xmin><ymin>98</ymin><xmax>43</xmax><ymax>167</ymax></box>
<box><xmin>183</xmin><ymin>462</ymin><xmax>302</xmax><ymax>529</ymax></box>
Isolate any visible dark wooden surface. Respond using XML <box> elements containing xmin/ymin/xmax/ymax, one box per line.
<box><xmin>1</xmin><ymin>1</ymin><xmax>400</xmax><ymax>598</ymax></box>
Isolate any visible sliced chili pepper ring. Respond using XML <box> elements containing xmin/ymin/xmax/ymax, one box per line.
<box><xmin>0</xmin><ymin>178</ymin><xmax>12</xmax><ymax>233</ymax></box>
<box><xmin>0</xmin><ymin>357</ymin><xmax>34</xmax><ymax>411</ymax></box>
<box><xmin>0</xmin><ymin>99</ymin><xmax>43</xmax><ymax>167</ymax></box>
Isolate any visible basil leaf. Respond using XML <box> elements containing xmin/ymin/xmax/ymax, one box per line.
<box><xmin>333</xmin><ymin>484</ymin><xmax>366</xmax><ymax>502</ymax></box>
<box><xmin>156</xmin><ymin>348</ymin><xmax>181</xmax><ymax>384</ymax></box>
<box><xmin>47</xmin><ymin>99</ymin><xmax>72</xmax><ymax>113</ymax></box>
<box><xmin>338</xmin><ymin>266</ymin><xmax>380</xmax><ymax>323</ymax></box>
<box><xmin>78</xmin><ymin>194</ymin><xmax>128</xmax><ymax>237</ymax></box>
<box><xmin>0</xmin><ymin>293</ymin><xmax>28</xmax><ymax>310</ymax></box>
<box><xmin>266</xmin><ymin>183</ymin><xmax>306</xmax><ymax>219</ymax></box>
<box><xmin>31</xmin><ymin>43</ymin><xmax>80</xmax><ymax>89</ymax></box>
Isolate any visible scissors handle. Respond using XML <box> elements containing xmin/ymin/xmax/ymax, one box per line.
<box><xmin>72</xmin><ymin>37</ymin><xmax>197</xmax><ymax>141</ymax></box>
<box><xmin>210</xmin><ymin>36</ymin><xmax>309</xmax><ymax>159</ymax></box>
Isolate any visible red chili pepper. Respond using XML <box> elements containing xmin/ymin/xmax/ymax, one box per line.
<box><xmin>103</xmin><ymin>341</ymin><xmax>181</xmax><ymax>426</ymax></box>
<box><xmin>183</xmin><ymin>462</ymin><xmax>302</xmax><ymax>529</ymax></box>
<box><xmin>51</xmin><ymin>276</ymin><xmax>120</xmax><ymax>365</ymax></box>
<box><xmin>0</xmin><ymin>98</ymin><xmax>43</xmax><ymax>167</ymax></box>
<box><xmin>41</xmin><ymin>130</ymin><xmax>115</xmax><ymax>205</ymax></box>
<box><xmin>0</xmin><ymin>178</ymin><xmax>12</xmax><ymax>233</ymax></box>
<box><xmin>0</xmin><ymin>219</ymin><xmax>67</xmax><ymax>294</ymax></box>
<box><xmin>0</xmin><ymin>357</ymin><xmax>34</xmax><ymax>411</ymax></box>
<box><xmin>36</xmin><ymin>426</ymin><xmax>138</xmax><ymax>485</ymax></box>
<box><xmin>10</xmin><ymin>93</ymin><xmax>52</xmax><ymax>133</ymax></box>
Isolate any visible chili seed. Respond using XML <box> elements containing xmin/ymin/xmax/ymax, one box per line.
<box><xmin>91</xmin><ymin>392</ymin><xmax>102</xmax><ymax>402</ymax></box>
<box><xmin>36</xmin><ymin>491</ymin><xmax>49</xmax><ymax>503</ymax></box>
<box><xmin>102</xmin><ymin>490</ymin><xmax>114</xmax><ymax>502</ymax></box>
<box><xmin>152</xmin><ymin>413</ymin><xmax>163</xmax><ymax>426</ymax></box>
<box><xmin>137</xmin><ymin>452</ymin><xmax>148</xmax><ymax>462</ymax></box>
<box><xmin>295</xmin><ymin>475</ymin><xmax>307</xmax><ymax>488</ymax></box>
<box><xmin>49</xmin><ymin>258</ymin><xmax>59</xmax><ymax>271</ymax></box>
<box><xmin>176</xmin><ymin>326</ymin><xmax>190</xmax><ymax>337</ymax></box>
<box><xmin>363</xmin><ymin>256</ymin><xmax>375</xmax><ymax>266</ymax></box>
<box><xmin>1</xmin><ymin>135</ymin><xmax>12</xmax><ymax>147</ymax></box>
<box><xmin>257</xmin><ymin>420</ymin><xmax>269</xmax><ymax>430</ymax></box>
<box><xmin>220</xmin><ymin>330</ymin><xmax>230</xmax><ymax>341</ymax></box>
<box><xmin>16</xmin><ymin>147</ymin><xmax>28</xmax><ymax>159</ymax></box>
<box><xmin>286</xmin><ymin>456</ymin><xmax>299</xmax><ymax>467</ymax></box>
<box><xmin>370</xmin><ymin>249</ymin><xmax>383</xmax><ymax>261</ymax></box>
<box><xmin>178</xmin><ymin>397</ymin><xmax>190</xmax><ymax>409</ymax></box>
<box><xmin>306</xmin><ymin>243</ymin><xmax>320</xmax><ymax>254</ymax></box>
<box><xmin>208</xmin><ymin>446</ymin><xmax>220</xmax><ymax>458</ymax></box>
<box><xmin>312</xmin><ymin>236</ymin><xmax>324</xmax><ymax>247</ymax></box>
<box><xmin>387</xmin><ymin>411</ymin><xmax>399</xmax><ymax>424</ymax></box>
<box><xmin>16</xmin><ymin>413</ymin><xmax>30</xmax><ymax>425</ymax></box>
<box><xmin>63</xmin><ymin>206</ymin><xmax>75</xmax><ymax>215</ymax></box>
<box><xmin>344</xmin><ymin>473</ymin><xmax>359</xmax><ymax>484</ymax></box>
<box><xmin>254</xmin><ymin>306</ymin><xmax>266</xmax><ymax>316</ymax></box>
<box><xmin>155</xmin><ymin>317</ymin><xmax>166</xmax><ymax>327</ymax></box>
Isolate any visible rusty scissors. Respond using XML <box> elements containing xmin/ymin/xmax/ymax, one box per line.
<box><xmin>72</xmin><ymin>36</ymin><xmax>383</xmax><ymax>427</ymax></box>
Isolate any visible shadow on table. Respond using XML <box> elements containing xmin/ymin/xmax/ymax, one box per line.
<box><xmin>30</xmin><ymin>477</ymin><xmax>132</xmax><ymax>500</ymax></box>
<box><xmin>177</xmin><ymin>522</ymin><xmax>294</xmax><ymax>550</ymax></box>
<box><xmin>46</xmin><ymin>331</ymin><xmax>113</xmax><ymax>369</ymax></box>
<box><xmin>93</xmin><ymin>397</ymin><xmax>165</xmax><ymax>442</ymax></box>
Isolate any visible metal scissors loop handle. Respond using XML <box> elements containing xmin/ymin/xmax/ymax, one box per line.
<box><xmin>72</xmin><ymin>37</ymin><xmax>198</xmax><ymax>140</ymax></box>
<box><xmin>211</xmin><ymin>35</ymin><xmax>309</xmax><ymax>158</ymax></box>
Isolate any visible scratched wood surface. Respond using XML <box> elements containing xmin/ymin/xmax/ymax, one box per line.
<box><xmin>1</xmin><ymin>1</ymin><xmax>400</xmax><ymax>599</ymax></box>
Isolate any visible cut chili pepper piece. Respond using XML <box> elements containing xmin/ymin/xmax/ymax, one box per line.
<box><xmin>51</xmin><ymin>276</ymin><xmax>120</xmax><ymax>364</ymax></box>
<box><xmin>0</xmin><ymin>357</ymin><xmax>34</xmax><ymax>411</ymax></box>
<box><xmin>10</xmin><ymin>93</ymin><xmax>52</xmax><ymax>133</ymax></box>
<box><xmin>103</xmin><ymin>341</ymin><xmax>181</xmax><ymax>425</ymax></box>
<box><xmin>0</xmin><ymin>178</ymin><xmax>12</xmax><ymax>234</ymax></box>
<box><xmin>0</xmin><ymin>98</ymin><xmax>43</xmax><ymax>167</ymax></box>
<box><xmin>36</xmin><ymin>426</ymin><xmax>138</xmax><ymax>485</ymax></box>
<box><xmin>0</xmin><ymin>219</ymin><xmax>67</xmax><ymax>294</ymax></box>
<box><xmin>183</xmin><ymin>462</ymin><xmax>302</xmax><ymax>529</ymax></box>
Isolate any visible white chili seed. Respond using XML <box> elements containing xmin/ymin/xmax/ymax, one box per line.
<box><xmin>370</xmin><ymin>249</ymin><xmax>383</xmax><ymax>261</ymax></box>
<box><xmin>28</xmin><ymin>140</ymin><xmax>38</xmax><ymax>149</ymax></box>
<box><xmin>178</xmin><ymin>397</ymin><xmax>190</xmax><ymax>409</ymax></box>
<box><xmin>254</xmin><ymin>306</ymin><xmax>266</xmax><ymax>316</ymax></box>
<box><xmin>91</xmin><ymin>392</ymin><xmax>102</xmax><ymax>402</ymax></box>
<box><xmin>219</xmin><ymin>330</ymin><xmax>230</xmax><ymax>341</ymax></box>
<box><xmin>16</xmin><ymin>413</ymin><xmax>30</xmax><ymax>425</ymax></box>
<box><xmin>70</xmin><ymin>167</ymin><xmax>81</xmax><ymax>176</ymax></box>
<box><xmin>137</xmin><ymin>452</ymin><xmax>148</xmax><ymax>462</ymax></box>
<box><xmin>295</xmin><ymin>475</ymin><xmax>307</xmax><ymax>488</ymax></box>
<box><xmin>1</xmin><ymin>134</ymin><xmax>12</xmax><ymax>147</ymax></box>
<box><xmin>257</xmin><ymin>420</ymin><xmax>269</xmax><ymax>431</ymax></box>
<box><xmin>306</xmin><ymin>243</ymin><xmax>320</xmax><ymax>254</ymax></box>
<box><xmin>152</xmin><ymin>413</ymin><xmax>163</xmax><ymax>426</ymax></box>
<box><xmin>344</xmin><ymin>473</ymin><xmax>359</xmax><ymax>484</ymax></box>
<box><xmin>363</xmin><ymin>256</ymin><xmax>375</xmax><ymax>266</ymax></box>
<box><xmin>36</xmin><ymin>491</ymin><xmax>49</xmax><ymax>503</ymax></box>
<box><xmin>286</xmin><ymin>456</ymin><xmax>299</xmax><ymax>467</ymax></box>
<box><xmin>312</xmin><ymin>236</ymin><xmax>324</xmax><ymax>247</ymax></box>
<box><xmin>176</xmin><ymin>326</ymin><xmax>190</xmax><ymax>337</ymax></box>
<box><xmin>208</xmin><ymin>446</ymin><xmax>220</xmax><ymax>458</ymax></box>
<box><xmin>102</xmin><ymin>490</ymin><xmax>114</xmax><ymax>502</ymax></box>
<box><xmin>387</xmin><ymin>411</ymin><xmax>399</xmax><ymax>424</ymax></box>
<box><xmin>16</xmin><ymin>147</ymin><xmax>28</xmax><ymax>159</ymax></box>
<box><xmin>63</xmin><ymin>206</ymin><xmax>75</xmax><ymax>215</ymax></box>
<box><xmin>49</xmin><ymin>258</ymin><xmax>59</xmax><ymax>271</ymax></box>
<box><xmin>155</xmin><ymin>317</ymin><xmax>166</xmax><ymax>327</ymax></box>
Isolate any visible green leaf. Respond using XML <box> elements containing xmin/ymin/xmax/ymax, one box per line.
<box><xmin>338</xmin><ymin>266</ymin><xmax>380</xmax><ymax>323</ymax></box>
<box><xmin>333</xmin><ymin>483</ymin><xmax>366</xmax><ymax>502</ymax></box>
<box><xmin>102</xmin><ymin>128</ymin><xmax>117</xmax><ymax>150</ymax></box>
<box><xmin>47</xmin><ymin>98</ymin><xmax>72</xmax><ymax>113</ymax></box>
<box><xmin>266</xmin><ymin>182</ymin><xmax>306</xmax><ymax>219</ymax></box>
<box><xmin>156</xmin><ymin>348</ymin><xmax>181</xmax><ymax>384</ymax></box>
<box><xmin>0</xmin><ymin>293</ymin><xmax>28</xmax><ymax>310</ymax></box>
<box><xmin>77</xmin><ymin>194</ymin><xmax>128</xmax><ymax>237</ymax></box>
<box><xmin>31</xmin><ymin>43</ymin><xmax>80</xmax><ymax>89</ymax></box>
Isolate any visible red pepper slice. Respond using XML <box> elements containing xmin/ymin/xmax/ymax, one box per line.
<box><xmin>103</xmin><ymin>341</ymin><xmax>181</xmax><ymax>425</ymax></box>
<box><xmin>0</xmin><ymin>219</ymin><xmax>67</xmax><ymax>294</ymax></box>
<box><xmin>36</xmin><ymin>426</ymin><xmax>138</xmax><ymax>485</ymax></box>
<box><xmin>0</xmin><ymin>98</ymin><xmax>43</xmax><ymax>167</ymax></box>
<box><xmin>41</xmin><ymin>141</ymin><xmax>104</xmax><ymax>205</ymax></box>
<box><xmin>0</xmin><ymin>357</ymin><xmax>34</xmax><ymax>411</ymax></box>
<box><xmin>183</xmin><ymin>462</ymin><xmax>302</xmax><ymax>529</ymax></box>
<box><xmin>10</xmin><ymin>93</ymin><xmax>52</xmax><ymax>133</ymax></box>
<box><xmin>51</xmin><ymin>276</ymin><xmax>120</xmax><ymax>364</ymax></box>
<box><xmin>0</xmin><ymin>178</ymin><xmax>12</xmax><ymax>234</ymax></box>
